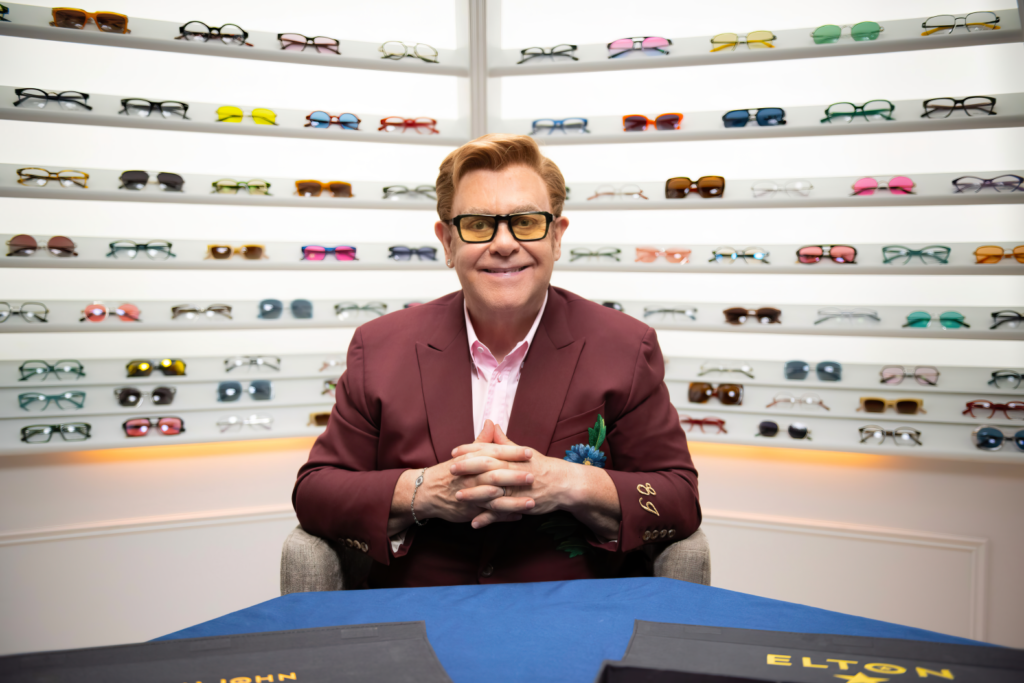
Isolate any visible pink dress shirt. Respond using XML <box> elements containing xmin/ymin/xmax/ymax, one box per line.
<box><xmin>465</xmin><ymin>293</ymin><xmax>548</xmax><ymax>436</ymax></box>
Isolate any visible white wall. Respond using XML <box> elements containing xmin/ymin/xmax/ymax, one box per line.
<box><xmin>1</xmin><ymin>0</ymin><xmax>1022</xmax><ymax>654</ymax></box>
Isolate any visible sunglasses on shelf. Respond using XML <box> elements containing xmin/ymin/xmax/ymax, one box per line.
<box><xmin>814</xmin><ymin>307</ymin><xmax>880</xmax><ymax>325</ymax></box>
<box><xmin>296</xmin><ymin>180</ymin><xmax>352</xmax><ymax>198</ymax></box>
<box><xmin>881</xmin><ymin>245</ymin><xmax>950</xmax><ymax>265</ymax></box>
<box><xmin>751</xmin><ymin>180</ymin><xmax>813</xmax><ymax>198</ymax></box>
<box><xmin>666</xmin><ymin>176</ymin><xmax>724</xmax><ymax>198</ymax></box>
<box><xmin>389</xmin><ymin>246</ymin><xmax>437</xmax><ymax>261</ymax></box>
<box><xmin>880</xmin><ymin>366</ymin><xmax>940</xmax><ymax>386</ymax></box>
<box><xmin>797</xmin><ymin>245</ymin><xmax>856</xmax><ymax>264</ymax></box>
<box><xmin>765</xmin><ymin>392</ymin><xmax>830</xmax><ymax>411</ymax></box>
<box><xmin>206</xmin><ymin>245</ymin><xmax>266</xmax><ymax>260</ymax></box>
<box><xmin>115</xmin><ymin>386</ymin><xmax>176</xmax><ymax>407</ymax></box>
<box><xmin>305</xmin><ymin>111</ymin><xmax>360</xmax><ymax>130</ymax></box>
<box><xmin>322</xmin><ymin>379</ymin><xmax>337</xmax><ymax>396</ymax></box>
<box><xmin>171</xmin><ymin>304</ymin><xmax>233</xmax><ymax>320</ymax></box>
<box><xmin>531</xmin><ymin>118</ymin><xmax>589</xmax><ymax>135</ymax></box>
<box><xmin>953</xmin><ymin>175</ymin><xmax>1023</xmax><ymax>193</ymax></box>
<box><xmin>821</xmin><ymin>100</ymin><xmax>894</xmax><ymax>124</ymax></box>
<box><xmin>218</xmin><ymin>380</ymin><xmax>273</xmax><ymax>402</ymax></box>
<box><xmin>225</xmin><ymin>356</ymin><xmax>281</xmax><ymax>372</ymax></box>
<box><xmin>378</xmin><ymin>117</ymin><xmax>438</xmax><ymax>134</ymax></box>
<box><xmin>308</xmin><ymin>412</ymin><xmax>330</xmax><ymax>427</ymax></box>
<box><xmin>383</xmin><ymin>185</ymin><xmax>436</xmax><ymax>200</ymax></box>
<box><xmin>51</xmin><ymin>8</ymin><xmax>128</xmax><ymax>33</ymax></box>
<box><xmin>379</xmin><ymin>41</ymin><xmax>438</xmax><ymax>63</ymax></box>
<box><xmin>21</xmin><ymin>423</ymin><xmax>92</xmax><ymax>443</ymax></box>
<box><xmin>218</xmin><ymin>414</ymin><xmax>274</xmax><ymax>432</ymax></box>
<box><xmin>723</xmin><ymin>307</ymin><xmax>781</xmax><ymax>325</ymax></box>
<box><xmin>608</xmin><ymin>36</ymin><xmax>671</xmax><ymax>58</ymax></box>
<box><xmin>643</xmin><ymin>307</ymin><xmax>698</xmax><ymax>321</ymax></box>
<box><xmin>860</xmin><ymin>425</ymin><xmax>922</xmax><ymax>447</ymax></box>
<box><xmin>19</xmin><ymin>360</ymin><xmax>86</xmax><ymax>381</ymax></box>
<box><xmin>301</xmin><ymin>245</ymin><xmax>358</xmax><ymax>261</ymax></box>
<box><xmin>588</xmin><ymin>185</ymin><xmax>648</xmax><ymax>201</ymax></box>
<box><xmin>710</xmin><ymin>247</ymin><xmax>768</xmax><ymax>264</ymax></box>
<box><xmin>177</xmin><ymin>21</ymin><xmax>251</xmax><ymax>46</ymax></box>
<box><xmin>710</xmin><ymin>31</ymin><xmax>776</xmax><ymax>52</ymax></box>
<box><xmin>126</xmin><ymin>359</ymin><xmax>186</xmax><ymax>377</ymax></box>
<box><xmin>698</xmin><ymin>362</ymin><xmax>754</xmax><ymax>379</ymax></box>
<box><xmin>80</xmin><ymin>301</ymin><xmax>140</xmax><ymax>323</ymax></box>
<box><xmin>217</xmin><ymin>106</ymin><xmax>277</xmax><ymax>125</ymax></box>
<box><xmin>922</xmin><ymin>96</ymin><xmax>996</xmax><ymax>118</ymax></box>
<box><xmin>120</xmin><ymin>98</ymin><xmax>189</xmax><ymax>119</ymax></box>
<box><xmin>320</xmin><ymin>359</ymin><xmax>345</xmax><ymax>372</ymax></box>
<box><xmin>450</xmin><ymin>212</ymin><xmax>554</xmax><ymax>242</ymax></box>
<box><xmin>603</xmin><ymin>302</ymin><xmax>625</xmax><ymax>312</ymax></box>
<box><xmin>107</xmin><ymin>240</ymin><xmax>175</xmax><ymax>260</ymax></box>
<box><xmin>16</xmin><ymin>168</ymin><xmax>88</xmax><ymax>189</ymax></box>
<box><xmin>123</xmin><ymin>417</ymin><xmax>184</xmax><ymax>437</ymax></box>
<box><xmin>785</xmin><ymin>361</ymin><xmax>842</xmax><ymax>382</ymax></box>
<box><xmin>335</xmin><ymin>302</ymin><xmax>387</xmax><ymax>319</ymax></box>
<box><xmin>922</xmin><ymin>13</ymin><xmax>1000</xmax><ymax>36</ymax></box>
<box><xmin>990</xmin><ymin>311</ymin><xmax>1024</xmax><ymax>330</ymax></box>
<box><xmin>0</xmin><ymin>302</ymin><xmax>49</xmax><ymax>323</ymax></box>
<box><xmin>7</xmin><ymin>234</ymin><xmax>77</xmax><ymax>257</ymax></box>
<box><xmin>963</xmin><ymin>400</ymin><xmax>1023</xmax><ymax>420</ymax></box>
<box><xmin>636</xmin><ymin>247</ymin><xmax>690</xmax><ymax>264</ymax></box>
<box><xmin>13</xmin><ymin>88</ymin><xmax>91</xmax><ymax>110</ymax></box>
<box><xmin>570</xmin><ymin>247</ymin><xmax>621</xmax><ymax>262</ymax></box>
<box><xmin>519</xmin><ymin>44</ymin><xmax>578</xmax><ymax>63</ymax></box>
<box><xmin>259</xmin><ymin>299</ymin><xmax>312</xmax><ymax>320</ymax></box>
<box><xmin>0</xmin><ymin>3</ymin><xmax>8</xmax><ymax>21</ymax></box>
<box><xmin>975</xmin><ymin>245</ymin><xmax>1024</xmax><ymax>264</ymax></box>
<box><xmin>119</xmin><ymin>170</ymin><xmax>184</xmax><ymax>192</ymax></box>
<box><xmin>757</xmin><ymin>421</ymin><xmax>811</xmax><ymax>440</ymax></box>
<box><xmin>972</xmin><ymin>426</ymin><xmax>1024</xmax><ymax>452</ymax></box>
<box><xmin>679</xmin><ymin>415</ymin><xmax>727</xmax><ymax>434</ymax></box>
<box><xmin>903</xmin><ymin>311</ymin><xmax>969</xmax><ymax>329</ymax></box>
<box><xmin>811</xmin><ymin>22</ymin><xmax>883</xmax><ymax>43</ymax></box>
<box><xmin>851</xmin><ymin>176</ymin><xmax>915</xmax><ymax>196</ymax></box>
<box><xmin>19</xmin><ymin>391</ymin><xmax>86</xmax><ymax>411</ymax></box>
<box><xmin>623</xmin><ymin>114</ymin><xmax>682</xmax><ymax>132</ymax></box>
<box><xmin>688</xmin><ymin>382</ymin><xmax>743</xmax><ymax>405</ymax></box>
<box><xmin>278</xmin><ymin>33</ymin><xmax>340</xmax><ymax>54</ymax></box>
<box><xmin>858</xmin><ymin>397</ymin><xmax>926</xmax><ymax>415</ymax></box>
<box><xmin>722</xmin><ymin>108</ymin><xmax>785</xmax><ymax>128</ymax></box>
<box><xmin>212</xmin><ymin>179</ymin><xmax>271</xmax><ymax>195</ymax></box>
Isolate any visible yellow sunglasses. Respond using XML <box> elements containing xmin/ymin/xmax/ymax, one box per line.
<box><xmin>216</xmin><ymin>106</ymin><xmax>278</xmax><ymax>125</ymax></box>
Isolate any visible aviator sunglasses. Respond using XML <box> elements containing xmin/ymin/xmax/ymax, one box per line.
<box><xmin>608</xmin><ymin>36</ymin><xmax>672</xmax><ymax>58</ymax></box>
<box><xmin>811</xmin><ymin>22</ymin><xmax>884</xmax><ymax>43</ymax></box>
<box><xmin>7</xmin><ymin>234</ymin><xmax>77</xmax><ymax>257</ymax></box>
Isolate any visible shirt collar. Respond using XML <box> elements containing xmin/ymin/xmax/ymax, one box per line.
<box><xmin>465</xmin><ymin>291</ymin><xmax>548</xmax><ymax>368</ymax></box>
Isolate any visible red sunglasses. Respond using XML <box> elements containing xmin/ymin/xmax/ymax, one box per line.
<box><xmin>80</xmin><ymin>301</ymin><xmax>141</xmax><ymax>323</ymax></box>
<box><xmin>123</xmin><ymin>417</ymin><xmax>184</xmax><ymax>437</ymax></box>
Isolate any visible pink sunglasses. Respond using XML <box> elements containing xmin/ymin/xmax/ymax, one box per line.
<box><xmin>80</xmin><ymin>301</ymin><xmax>141</xmax><ymax>323</ymax></box>
<box><xmin>851</xmin><ymin>176</ymin><xmax>915</xmax><ymax>196</ymax></box>
<box><xmin>607</xmin><ymin>36</ymin><xmax>672</xmax><ymax>58</ymax></box>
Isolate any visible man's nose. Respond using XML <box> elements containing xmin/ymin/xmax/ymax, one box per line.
<box><xmin>489</xmin><ymin>221</ymin><xmax>520</xmax><ymax>254</ymax></box>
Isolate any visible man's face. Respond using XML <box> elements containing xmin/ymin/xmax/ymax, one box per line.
<box><xmin>435</xmin><ymin>165</ymin><xmax>568</xmax><ymax>315</ymax></box>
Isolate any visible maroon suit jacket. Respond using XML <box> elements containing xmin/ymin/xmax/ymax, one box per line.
<box><xmin>293</xmin><ymin>286</ymin><xmax>701</xmax><ymax>588</ymax></box>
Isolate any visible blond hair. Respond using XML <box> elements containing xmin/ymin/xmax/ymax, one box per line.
<box><xmin>435</xmin><ymin>134</ymin><xmax>566</xmax><ymax>222</ymax></box>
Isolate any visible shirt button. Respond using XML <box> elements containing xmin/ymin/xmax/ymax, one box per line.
<box><xmin>480</xmin><ymin>564</ymin><xmax>494</xmax><ymax>577</ymax></box>
<box><xmin>496</xmin><ymin>376</ymin><xmax>502</xmax><ymax>383</ymax></box>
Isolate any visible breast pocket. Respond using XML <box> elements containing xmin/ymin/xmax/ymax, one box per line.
<box><xmin>547</xmin><ymin>403</ymin><xmax>608</xmax><ymax>461</ymax></box>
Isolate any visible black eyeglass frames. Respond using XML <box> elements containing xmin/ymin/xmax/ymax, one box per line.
<box><xmin>519</xmin><ymin>44</ymin><xmax>578</xmax><ymax>63</ymax></box>
<box><xmin>450</xmin><ymin>212</ymin><xmax>554</xmax><ymax>244</ymax></box>
<box><xmin>120</xmin><ymin>99</ymin><xmax>190</xmax><ymax>119</ymax></box>
<box><xmin>14</xmin><ymin>88</ymin><xmax>92</xmax><ymax>110</ymax></box>
<box><xmin>922</xmin><ymin>96</ymin><xmax>996</xmax><ymax>118</ymax></box>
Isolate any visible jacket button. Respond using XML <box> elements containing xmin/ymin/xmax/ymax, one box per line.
<box><xmin>344</xmin><ymin>538</ymin><xmax>353</xmax><ymax>547</ymax></box>
<box><xmin>668</xmin><ymin>529</ymin><xmax>676</xmax><ymax>538</ymax></box>
<box><xmin>660</xmin><ymin>529</ymin><xmax>668</xmax><ymax>539</ymax></box>
<box><xmin>642</xmin><ymin>530</ymin><xmax>651</xmax><ymax>541</ymax></box>
<box><xmin>480</xmin><ymin>564</ymin><xmax>494</xmax><ymax>577</ymax></box>
<box><xmin>360</xmin><ymin>542</ymin><xmax>368</xmax><ymax>552</ymax></box>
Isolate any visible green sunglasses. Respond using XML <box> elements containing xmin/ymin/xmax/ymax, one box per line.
<box><xmin>903</xmin><ymin>311</ymin><xmax>970</xmax><ymax>329</ymax></box>
<box><xmin>811</xmin><ymin>22</ymin><xmax>884</xmax><ymax>44</ymax></box>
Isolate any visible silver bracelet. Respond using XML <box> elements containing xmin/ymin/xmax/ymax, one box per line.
<box><xmin>411</xmin><ymin>467</ymin><xmax>429</xmax><ymax>527</ymax></box>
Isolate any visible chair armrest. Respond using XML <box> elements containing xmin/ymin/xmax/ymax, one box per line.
<box><xmin>281</xmin><ymin>526</ymin><xmax>345</xmax><ymax>595</ymax></box>
<box><xmin>652</xmin><ymin>527</ymin><xmax>711</xmax><ymax>585</ymax></box>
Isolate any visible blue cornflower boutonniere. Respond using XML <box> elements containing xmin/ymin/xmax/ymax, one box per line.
<box><xmin>564</xmin><ymin>415</ymin><xmax>608</xmax><ymax>468</ymax></box>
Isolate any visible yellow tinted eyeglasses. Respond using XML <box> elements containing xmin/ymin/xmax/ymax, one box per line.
<box><xmin>216</xmin><ymin>106</ymin><xmax>278</xmax><ymax>125</ymax></box>
<box><xmin>450</xmin><ymin>212</ymin><xmax>554</xmax><ymax>243</ymax></box>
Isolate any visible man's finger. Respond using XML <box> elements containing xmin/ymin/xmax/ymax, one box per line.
<box><xmin>484</xmin><ymin>496</ymin><xmax>535</xmax><ymax>514</ymax></box>
<box><xmin>473</xmin><ymin>420</ymin><xmax>495</xmax><ymax>444</ymax></box>
<box><xmin>454</xmin><ymin>485</ymin><xmax>503</xmax><ymax>503</ymax></box>
<box><xmin>471</xmin><ymin>511</ymin><xmax>522</xmax><ymax>529</ymax></box>
<box><xmin>450</xmin><ymin>445</ymin><xmax>532</xmax><ymax>468</ymax></box>
<box><xmin>493</xmin><ymin>424</ymin><xmax>518</xmax><ymax>446</ymax></box>
<box><xmin>474</xmin><ymin>469</ymin><xmax>534</xmax><ymax>487</ymax></box>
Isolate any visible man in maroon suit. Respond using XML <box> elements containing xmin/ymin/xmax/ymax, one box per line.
<box><xmin>293</xmin><ymin>134</ymin><xmax>701</xmax><ymax>588</ymax></box>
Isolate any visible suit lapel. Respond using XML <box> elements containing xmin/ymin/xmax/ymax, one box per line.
<box><xmin>506</xmin><ymin>289</ymin><xmax>584</xmax><ymax>455</ymax></box>
<box><xmin>416</xmin><ymin>292</ymin><xmax>475</xmax><ymax>463</ymax></box>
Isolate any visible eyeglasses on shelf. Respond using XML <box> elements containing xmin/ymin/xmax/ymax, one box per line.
<box><xmin>305</xmin><ymin>111</ymin><xmax>360</xmax><ymax>130</ymax></box>
<box><xmin>218</xmin><ymin>414</ymin><xmax>273</xmax><ymax>432</ymax></box>
<box><xmin>859</xmin><ymin>425</ymin><xmax>922</xmax><ymax>447</ymax></box>
<box><xmin>722</xmin><ymin>108</ymin><xmax>784</xmax><ymax>128</ymax></box>
<box><xmin>797</xmin><ymin>245</ymin><xmax>856</xmax><ymax>264</ymax></box>
<box><xmin>218</xmin><ymin>380</ymin><xmax>273</xmax><ymax>402</ymax></box>
<box><xmin>723</xmin><ymin>307</ymin><xmax>781</xmax><ymax>325</ymax></box>
<box><xmin>13</xmin><ymin>88</ymin><xmax>91</xmax><ymax>110</ymax></box>
<box><xmin>389</xmin><ymin>246</ymin><xmax>437</xmax><ymax>261</ymax></box>
<box><xmin>177</xmin><ymin>21</ymin><xmax>251</xmax><ymax>45</ymax></box>
<box><xmin>570</xmin><ymin>247</ymin><xmax>621</xmax><ymax>262</ymax></box>
<box><xmin>217</xmin><ymin>106</ymin><xmax>277</xmax><ymax>125</ymax></box>
<box><xmin>756</xmin><ymin>421</ymin><xmax>811</xmax><ymax>440</ymax></box>
<box><xmin>698</xmin><ymin>362</ymin><xmax>754</xmax><ymax>379</ymax></box>
<box><xmin>378</xmin><ymin>117</ymin><xmax>438</xmax><ymax>134</ymax></box>
<box><xmin>119</xmin><ymin>99</ymin><xmax>189</xmax><ymax>119</ymax></box>
<box><xmin>259</xmin><ymin>299</ymin><xmax>313</xmax><ymax>320</ymax></box>
<box><xmin>814</xmin><ymin>308</ymin><xmax>880</xmax><ymax>325</ymax></box>
<box><xmin>602</xmin><ymin>302</ymin><xmax>625</xmax><ymax>312</ymax></box>
<box><xmin>322</xmin><ymin>379</ymin><xmax>337</xmax><ymax>397</ymax></box>
<box><xmin>903</xmin><ymin>311</ymin><xmax>969</xmax><ymax>329</ymax></box>
<box><xmin>858</xmin><ymin>397</ymin><xmax>926</xmax><ymax>415</ymax></box>
<box><xmin>785</xmin><ymin>361</ymin><xmax>842</xmax><ymax>381</ymax></box>
<box><xmin>296</xmin><ymin>180</ymin><xmax>353</xmax><ymax>198</ymax></box>
<box><xmin>21</xmin><ymin>423</ymin><xmax>92</xmax><ymax>443</ymax></box>
<box><xmin>7</xmin><ymin>234</ymin><xmax>77</xmax><ymax>257</ymax></box>
<box><xmin>107</xmin><ymin>240</ymin><xmax>175</xmax><ymax>260</ymax></box>
<box><xmin>679</xmin><ymin>416</ymin><xmax>727</xmax><ymax>434</ymax></box>
<box><xmin>811</xmin><ymin>22</ymin><xmax>883</xmax><ymax>43</ymax></box>
<box><xmin>0</xmin><ymin>302</ymin><xmax>49</xmax><ymax>323</ymax></box>
<box><xmin>206</xmin><ymin>245</ymin><xmax>266</xmax><ymax>260</ymax></box>
<box><xmin>115</xmin><ymin>386</ymin><xmax>176</xmax><ymax>407</ymax></box>
<box><xmin>301</xmin><ymin>245</ymin><xmax>358</xmax><ymax>261</ymax></box>
<box><xmin>990</xmin><ymin>370</ymin><xmax>1022</xmax><ymax>389</ymax></box>
<box><xmin>852</xmin><ymin>176</ymin><xmax>914</xmax><ymax>196</ymax></box>
<box><xmin>278</xmin><ymin>33</ymin><xmax>340</xmax><ymax>54</ymax></box>
<box><xmin>643</xmin><ymin>307</ymin><xmax>697</xmax><ymax>321</ymax></box>
<box><xmin>335</xmin><ymin>302</ymin><xmax>388</xmax><ymax>319</ymax></box>
<box><xmin>710</xmin><ymin>247</ymin><xmax>768</xmax><ymax>264</ymax></box>
<box><xmin>379</xmin><ymin>41</ymin><xmax>438</xmax><ymax>63</ymax></box>
<box><xmin>608</xmin><ymin>37</ymin><xmax>671</xmax><ymax>58</ymax></box>
<box><xmin>765</xmin><ymin>392</ymin><xmax>830</xmax><ymax>411</ymax></box>
<box><xmin>383</xmin><ymin>185</ymin><xmax>436</xmax><ymax>200</ymax></box>
<box><xmin>450</xmin><ymin>212</ymin><xmax>554</xmax><ymax>242</ymax></box>
<box><xmin>519</xmin><ymin>44</ymin><xmax>578</xmax><ymax>63</ymax></box>
<box><xmin>623</xmin><ymin>114</ymin><xmax>682</xmax><ymax>132</ymax></box>
<box><xmin>308</xmin><ymin>412</ymin><xmax>330</xmax><ymax>427</ymax></box>
<box><xmin>974</xmin><ymin>245</ymin><xmax>1024</xmax><ymax>264</ymax></box>
<box><xmin>119</xmin><ymin>171</ymin><xmax>184</xmax><ymax>192</ymax></box>
<box><xmin>0</xmin><ymin>3</ymin><xmax>9</xmax><ymax>21</ymax></box>
<box><xmin>880</xmin><ymin>366</ymin><xmax>939</xmax><ymax>386</ymax></box>
<box><xmin>531</xmin><ymin>118</ymin><xmax>589</xmax><ymax>135</ymax></box>
<box><xmin>20</xmin><ymin>360</ymin><xmax>86</xmax><ymax>382</ymax></box>
<box><xmin>17</xmin><ymin>168</ymin><xmax>88</xmax><ymax>188</ymax></box>
<box><xmin>972</xmin><ymin>426</ymin><xmax>1024</xmax><ymax>452</ymax></box>
<box><xmin>688</xmin><ymin>382</ymin><xmax>743</xmax><ymax>405</ymax></box>
<box><xmin>921</xmin><ymin>12</ymin><xmax>1000</xmax><ymax>36</ymax></box>
<box><xmin>636</xmin><ymin>247</ymin><xmax>690</xmax><ymax>264</ymax></box>
<box><xmin>990</xmin><ymin>311</ymin><xmax>1023</xmax><ymax>330</ymax></box>
<box><xmin>171</xmin><ymin>304</ymin><xmax>233</xmax><ymax>320</ymax></box>
<box><xmin>211</xmin><ymin>179</ymin><xmax>271</xmax><ymax>195</ymax></box>
<box><xmin>126</xmin><ymin>359</ymin><xmax>186</xmax><ymax>377</ymax></box>
<box><xmin>80</xmin><ymin>301</ymin><xmax>141</xmax><ymax>323</ymax></box>
<box><xmin>666</xmin><ymin>176</ymin><xmax>724</xmax><ymax>198</ymax></box>
<box><xmin>953</xmin><ymin>175</ymin><xmax>1022</xmax><ymax>193</ymax></box>
<box><xmin>225</xmin><ymin>356</ymin><xmax>281</xmax><ymax>372</ymax></box>
<box><xmin>751</xmin><ymin>180</ymin><xmax>812</xmax><ymax>198</ymax></box>
<box><xmin>821</xmin><ymin>100</ymin><xmax>894</xmax><ymax>124</ymax></box>
<box><xmin>19</xmin><ymin>391</ymin><xmax>86</xmax><ymax>411</ymax></box>
<box><xmin>588</xmin><ymin>185</ymin><xmax>648</xmax><ymax>201</ymax></box>
<box><xmin>963</xmin><ymin>400</ymin><xmax>1023</xmax><ymax>420</ymax></box>
<box><xmin>922</xmin><ymin>96</ymin><xmax>996</xmax><ymax>118</ymax></box>
<box><xmin>123</xmin><ymin>417</ymin><xmax>184</xmax><ymax>437</ymax></box>
<box><xmin>51</xmin><ymin>8</ymin><xmax>128</xmax><ymax>33</ymax></box>
<box><xmin>320</xmin><ymin>359</ymin><xmax>345</xmax><ymax>373</ymax></box>
<box><xmin>882</xmin><ymin>245</ymin><xmax>950</xmax><ymax>265</ymax></box>
<box><xmin>710</xmin><ymin>32</ymin><xmax>775</xmax><ymax>52</ymax></box>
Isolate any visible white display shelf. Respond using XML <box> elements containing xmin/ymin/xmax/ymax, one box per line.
<box><xmin>0</xmin><ymin>403</ymin><xmax>331</xmax><ymax>457</ymax></box>
<box><xmin>488</xmin><ymin>7</ymin><xmax>1023</xmax><ymax>77</ymax></box>
<box><xmin>561</xmin><ymin>172</ymin><xmax>1024</xmax><ymax>211</ymax></box>
<box><xmin>0</xmin><ymin>87</ymin><xmax>469</xmax><ymax>147</ymax></box>
<box><xmin>0</xmin><ymin>2</ymin><xmax>470</xmax><ymax>77</ymax></box>
<box><xmin>6</xmin><ymin>236</ymin><xmax>1022</xmax><ymax>276</ymax></box>
<box><xmin>0</xmin><ymin>164</ymin><xmax>441</xmax><ymax>210</ymax></box>
<box><xmin>1</xmin><ymin>299</ymin><xmax>1020</xmax><ymax>340</ymax></box>
<box><xmin>498</xmin><ymin>93</ymin><xmax>1024</xmax><ymax>146</ymax></box>
<box><xmin>674</xmin><ymin>407</ymin><xmax>1024</xmax><ymax>466</ymax></box>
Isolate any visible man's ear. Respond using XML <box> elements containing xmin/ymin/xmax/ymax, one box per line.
<box><xmin>435</xmin><ymin>220</ymin><xmax>454</xmax><ymax>265</ymax></box>
<box><xmin>551</xmin><ymin>215</ymin><xmax>569</xmax><ymax>262</ymax></box>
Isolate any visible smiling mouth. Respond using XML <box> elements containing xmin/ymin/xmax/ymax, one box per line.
<box><xmin>482</xmin><ymin>266</ymin><xmax>529</xmax><ymax>273</ymax></box>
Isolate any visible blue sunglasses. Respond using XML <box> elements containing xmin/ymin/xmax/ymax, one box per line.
<box><xmin>722</xmin><ymin>108</ymin><xmax>786</xmax><ymax>128</ymax></box>
<box><xmin>530</xmin><ymin>118</ymin><xmax>589</xmax><ymax>135</ymax></box>
<box><xmin>305</xmin><ymin>111</ymin><xmax>361</xmax><ymax>130</ymax></box>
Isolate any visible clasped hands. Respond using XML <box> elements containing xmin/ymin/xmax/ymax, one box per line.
<box><xmin>417</xmin><ymin>419</ymin><xmax>575</xmax><ymax>529</ymax></box>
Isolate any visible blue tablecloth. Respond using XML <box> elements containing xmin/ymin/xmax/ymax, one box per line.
<box><xmin>161</xmin><ymin>578</ymin><xmax>984</xmax><ymax>683</ymax></box>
